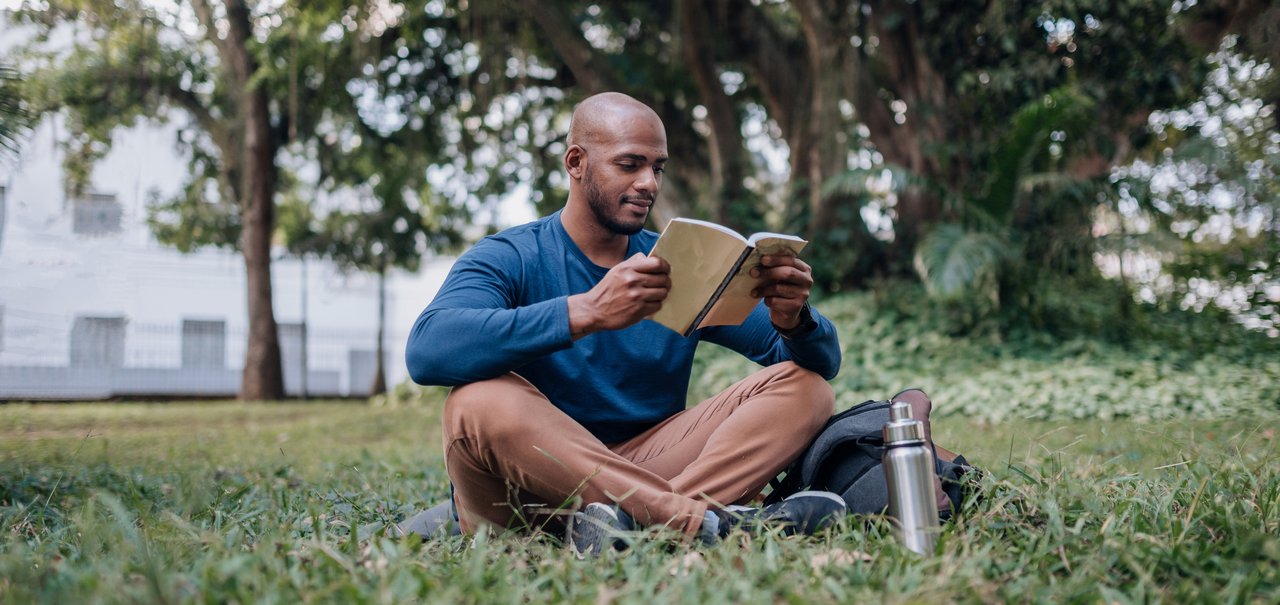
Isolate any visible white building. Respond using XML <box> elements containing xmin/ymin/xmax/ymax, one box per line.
<box><xmin>0</xmin><ymin>119</ymin><xmax>470</xmax><ymax>399</ymax></box>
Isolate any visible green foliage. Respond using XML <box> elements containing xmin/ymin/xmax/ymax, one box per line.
<box><xmin>691</xmin><ymin>288</ymin><xmax>1279</xmax><ymax>422</ymax></box>
<box><xmin>0</xmin><ymin>63</ymin><xmax>30</xmax><ymax>157</ymax></box>
<box><xmin>908</xmin><ymin>84</ymin><xmax>1107</xmax><ymax>312</ymax></box>
<box><xmin>912</xmin><ymin>224</ymin><xmax>1010</xmax><ymax>303</ymax></box>
<box><xmin>1118</xmin><ymin>46</ymin><xmax>1280</xmax><ymax>334</ymax></box>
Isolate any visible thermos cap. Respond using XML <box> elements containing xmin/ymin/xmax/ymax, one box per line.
<box><xmin>883</xmin><ymin>401</ymin><xmax>926</xmax><ymax>444</ymax></box>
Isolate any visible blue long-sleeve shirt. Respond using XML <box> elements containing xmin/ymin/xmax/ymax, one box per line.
<box><xmin>406</xmin><ymin>210</ymin><xmax>842</xmax><ymax>443</ymax></box>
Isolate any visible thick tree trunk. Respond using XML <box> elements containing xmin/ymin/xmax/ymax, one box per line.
<box><xmin>678</xmin><ymin>0</ymin><xmax>758</xmax><ymax>231</ymax></box>
<box><xmin>866</xmin><ymin>1</ymin><xmax>947</xmax><ymax>258</ymax></box>
<box><xmin>215</xmin><ymin>0</ymin><xmax>285</xmax><ymax>400</ymax></box>
<box><xmin>792</xmin><ymin>0</ymin><xmax>850</xmax><ymax>239</ymax></box>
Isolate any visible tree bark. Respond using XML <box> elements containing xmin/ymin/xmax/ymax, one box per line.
<box><xmin>677</xmin><ymin>0</ymin><xmax>757</xmax><ymax>231</ymax></box>
<box><xmin>512</xmin><ymin>0</ymin><xmax>620</xmax><ymax>94</ymax></box>
<box><xmin>213</xmin><ymin>0</ymin><xmax>285</xmax><ymax>400</ymax></box>
<box><xmin>860</xmin><ymin>1</ymin><xmax>947</xmax><ymax>259</ymax></box>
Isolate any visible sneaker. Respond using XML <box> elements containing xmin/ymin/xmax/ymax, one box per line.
<box><xmin>709</xmin><ymin>490</ymin><xmax>846</xmax><ymax>539</ymax></box>
<box><xmin>566</xmin><ymin>502</ymin><xmax>635</xmax><ymax>556</ymax></box>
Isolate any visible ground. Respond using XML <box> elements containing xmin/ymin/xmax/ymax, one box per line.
<box><xmin>1</xmin><ymin>399</ymin><xmax>1276</xmax><ymax>603</ymax></box>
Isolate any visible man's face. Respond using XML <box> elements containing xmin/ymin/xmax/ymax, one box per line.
<box><xmin>578</xmin><ymin>116</ymin><xmax>668</xmax><ymax>236</ymax></box>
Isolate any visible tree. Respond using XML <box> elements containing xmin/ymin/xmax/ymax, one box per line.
<box><xmin>11</xmin><ymin>1</ymin><xmax>472</xmax><ymax>399</ymax></box>
<box><xmin>14</xmin><ymin>0</ymin><xmax>298</xmax><ymax>398</ymax></box>
<box><xmin>1118</xmin><ymin>43</ymin><xmax>1280</xmax><ymax>335</ymax></box>
<box><xmin>415</xmin><ymin>1</ymin><xmax>1264</xmax><ymax>292</ymax></box>
<box><xmin>375</xmin><ymin>0</ymin><xmax>1280</xmax><ymax>347</ymax></box>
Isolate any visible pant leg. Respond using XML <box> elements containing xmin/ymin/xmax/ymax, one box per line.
<box><xmin>610</xmin><ymin>361</ymin><xmax>834</xmax><ymax>507</ymax></box>
<box><xmin>442</xmin><ymin>373</ymin><xmax>708</xmax><ymax>536</ymax></box>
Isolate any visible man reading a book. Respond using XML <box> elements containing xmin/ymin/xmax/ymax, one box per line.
<box><xmin>405</xmin><ymin>92</ymin><xmax>845</xmax><ymax>553</ymax></box>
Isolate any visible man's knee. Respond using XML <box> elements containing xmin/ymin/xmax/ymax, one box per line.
<box><xmin>443</xmin><ymin>374</ymin><xmax>537</xmax><ymax>442</ymax></box>
<box><xmin>773</xmin><ymin>361</ymin><xmax>836</xmax><ymax>429</ymax></box>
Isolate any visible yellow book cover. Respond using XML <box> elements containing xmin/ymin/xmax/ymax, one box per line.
<box><xmin>647</xmin><ymin>218</ymin><xmax>806</xmax><ymax>336</ymax></box>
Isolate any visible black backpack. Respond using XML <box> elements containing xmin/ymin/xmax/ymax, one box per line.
<box><xmin>764</xmin><ymin>391</ymin><xmax>977</xmax><ymax>519</ymax></box>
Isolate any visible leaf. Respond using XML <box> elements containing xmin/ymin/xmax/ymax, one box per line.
<box><xmin>913</xmin><ymin>224</ymin><xmax>1009</xmax><ymax>300</ymax></box>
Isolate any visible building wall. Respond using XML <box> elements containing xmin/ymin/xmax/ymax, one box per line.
<box><xmin>0</xmin><ymin>119</ymin><xmax>457</xmax><ymax>398</ymax></box>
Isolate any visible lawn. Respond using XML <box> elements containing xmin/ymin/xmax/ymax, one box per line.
<box><xmin>3</xmin><ymin>291</ymin><xmax>1278</xmax><ymax>603</ymax></box>
<box><xmin>1</xmin><ymin>399</ymin><xmax>1276</xmax><ymax>604</ymax></box>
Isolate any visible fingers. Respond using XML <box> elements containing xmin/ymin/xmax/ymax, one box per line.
<box><xmin>629</xmin><ymin>252</ymin><xmax>671</xmax><ymax>274</ymax></box>
<box><xmin>750</xmin><ymin>254</ymin><xmax>813</xmax><ymax>297</ymax></box>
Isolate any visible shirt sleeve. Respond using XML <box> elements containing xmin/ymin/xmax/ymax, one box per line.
<box><xmin>405</xmin><ymin>238</ymin><xmax>573</xmax><ymax>386</ymax></box>
<box><xmin>699</xmin><ymin>301</ymin><xmax>842</xmax><ymax>380</ymax></box>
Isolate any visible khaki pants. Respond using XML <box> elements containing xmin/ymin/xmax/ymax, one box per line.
<box><xmin>441</xmin><ymin>361</ymin><xmax>834</xmax><ymax>537</ymax></box>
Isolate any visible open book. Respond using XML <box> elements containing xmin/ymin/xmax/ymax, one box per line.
<box><xmin>647</xmin><ymin>218</ymin><xmax>807</xmax><ymax>336</ymax></box>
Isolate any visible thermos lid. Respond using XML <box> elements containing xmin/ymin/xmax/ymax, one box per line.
<box><xmin>883</xmin><ymin>400</ymin><xmax>926</xmax><ymax>444</ymax></box>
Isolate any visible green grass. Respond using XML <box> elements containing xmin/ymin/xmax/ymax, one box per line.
<box><xmin>2</xmin><ymin>291</ymin><xmax>1278</xmax><ymax>603</ymax></box>
<box><xmin>1</xmin><ymin>402</ymin><xmax>1277</xmax><ymax>603</ymax></box>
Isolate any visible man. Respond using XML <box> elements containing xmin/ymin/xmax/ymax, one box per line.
<box><xmin>405</xmin><ymin>92</ymin><xmax>844</xmax><ymax>553</ymax></box>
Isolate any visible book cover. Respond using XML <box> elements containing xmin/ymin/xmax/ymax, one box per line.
<box><xmin>647</xmin><ymin>218</ymin><xmax>806</xmax><ymax>335</ymax></box>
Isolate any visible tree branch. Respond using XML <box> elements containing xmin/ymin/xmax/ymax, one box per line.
<box><xmin>511</xmin><ymin>0</ymin><xmax>620</xmax><ymax>93</ymax></box>
<box><xmin>189</xmin><ymin>0</ymin><xmax>233</xmax><ymax>63</ymax></box>
<box><xmin>724</xmin><ymin>0</ymin><xmax>805</xmax><ymax>138</ymax></box>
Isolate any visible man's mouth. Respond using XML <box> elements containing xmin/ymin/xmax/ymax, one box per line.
<box><xmin>622</xmin><ymin>197</ymin><xmax>653</xmax><ymax>209</ymax></box>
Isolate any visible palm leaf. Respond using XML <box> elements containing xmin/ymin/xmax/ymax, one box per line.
<box><xmin>0</xmin><ymin>64</ymin><xmax>31</xmax><ymax>156</ymax></box>
<box><xmin>913</xmin><ymin>223</ymin><xmax>1010</xmax><ymax>300</ymax></box>
<box><xmin>977</xmin><ymin>85</ymin><xmax>1095</xmax><ymax>224</ymax></box>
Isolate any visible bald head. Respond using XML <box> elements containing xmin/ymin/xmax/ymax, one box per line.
<box><xmin>567</xmin><ymin>92</ymin><xmax>665</xmax><ymax>148</ymax></box>
<box><xmin>561</xmin><ymin>92</ymin><xmax>668</xmax><ymax>240</ymax></box>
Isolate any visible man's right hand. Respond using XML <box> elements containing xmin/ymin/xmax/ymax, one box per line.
<box><xmin>568</xmin><ymin>253</ymin><xmax>671</xmax><ymax>340</ymax></box>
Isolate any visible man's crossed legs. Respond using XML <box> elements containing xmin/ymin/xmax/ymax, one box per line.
<box><xmin>441</xmin><ymin>361</ymin><xmax>835</xmax><ymax>541</ymax></box>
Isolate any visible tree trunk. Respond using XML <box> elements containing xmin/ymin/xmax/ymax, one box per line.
<box><xmin>678</xmin><ymin>0</ymin><xmax>758</xmax><ymax>231</ymax></box>
<box><xmin>371</xmin><ymin>265</ymin><xmax>387</xmax><ymax>397</ymax></box>
<box><xmin>216</xmin><ymin>0</ymin><xmax>285</xmax><ymax>400</ymax></box>
<box><xmin>867</xmin><ymin>2</ymin><xmax>947</xmax><ymax>258</ymax></box>
<box><xmin>792</xmin><ymin>0</ymin><xmax>850</xmax><ymax>239</ymax></box>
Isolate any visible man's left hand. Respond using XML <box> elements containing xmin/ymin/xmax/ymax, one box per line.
<box><xmin>750</xmin><ymin>254</ymin><xmax>813</xmax><ymax>330</ymax></box>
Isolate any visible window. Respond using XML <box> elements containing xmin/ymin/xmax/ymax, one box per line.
<box><xmin>70</xmin><ymin>316</ymin><xmax>126</xmax><ymax>368</ymax></box>
<box><xmin>72</xmin><ymin>193</ymin><xmax>123</xmax><ymax>236</ymax></box>
<box><xmin>182</xmin><ymin>319</ymin><xmax>226</xmax><ymax>369</ymax></box>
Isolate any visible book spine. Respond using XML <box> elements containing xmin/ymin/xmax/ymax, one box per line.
<box><xmin>684</xmin><ymin>248</ymin><xmax>753</xmax><ymax>337</ymax></box>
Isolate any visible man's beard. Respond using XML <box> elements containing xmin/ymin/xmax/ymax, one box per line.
<box><xmin>584</xmin><ymin>169</ymin><xmax>650</xmax><ymax>236</ymax></box>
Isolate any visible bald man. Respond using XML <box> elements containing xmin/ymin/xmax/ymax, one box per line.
<box><xmin>405</xmin><ymin>92</ymin><xmax>845</xmax><ymax>554</ymax></box>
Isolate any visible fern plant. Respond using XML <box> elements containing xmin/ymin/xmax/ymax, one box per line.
<box><xmin>0</xmin><ymin>64</ymin><xmax>30</xmax><ymax>157</ymax></box>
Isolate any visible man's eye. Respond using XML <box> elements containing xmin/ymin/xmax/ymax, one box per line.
<box><xmin>654</xmin><ymin>166</ymin><xmax>665</xmax><ymax>174</ymax></box>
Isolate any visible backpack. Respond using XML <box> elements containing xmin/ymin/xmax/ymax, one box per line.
<box><xmin>764</xmin><ymin>388</ymin><xmax>977</xmax><ymax>520</ymax></box>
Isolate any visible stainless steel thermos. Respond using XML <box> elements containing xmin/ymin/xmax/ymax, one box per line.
<box><xmin>882</xmin><ymin>400</ymin><xmax>940</xmax><ymax>554</ymax></box>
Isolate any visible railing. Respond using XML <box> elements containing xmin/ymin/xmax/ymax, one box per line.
<box><xmin>0</xmin><ymin>309</ymin><xmax>402</xmax><ymax>400</ymax></box>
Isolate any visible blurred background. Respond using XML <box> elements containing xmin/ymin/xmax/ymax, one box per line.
<box><xmin>0</xmin><ymin>0</ymin><xmax>1275</xmax><ymax>402</ymax></box>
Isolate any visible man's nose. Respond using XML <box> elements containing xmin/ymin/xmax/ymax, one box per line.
<box><xmin>634</xmin><ymin>168</ymin><xmax>657</xmax><ymax>194</ymax></box>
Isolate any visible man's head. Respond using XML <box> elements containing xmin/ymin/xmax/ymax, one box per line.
<box><xmin>564</xmin><ymin>92</ymin><xmax>668</xmax><ymax>236</ymax></box>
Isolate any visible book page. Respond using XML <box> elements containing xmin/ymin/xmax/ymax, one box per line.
<box><xmin>699</xmin><ymin>235</ymin><xmax>808</xmax><ymax>328</ymax></box>
<box><xmin>647</xmin><ymin>219</ymin><xmax>750</xmax><ymax>335</ymax></box>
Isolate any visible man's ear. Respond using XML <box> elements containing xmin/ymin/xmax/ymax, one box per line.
<box><xmin>564</xmin><ymin>145</ymin><xmax>586</xmax><ymax>180</ymax></box>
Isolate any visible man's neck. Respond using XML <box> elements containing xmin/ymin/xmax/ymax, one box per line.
<box><xmin>560</xmin><ymin>202</ymin><xmax>631</xmax><ymax>267</ymax></box>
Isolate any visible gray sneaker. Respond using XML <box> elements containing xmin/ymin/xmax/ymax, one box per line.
<box><xmin>710</xmin><ymin>490</ymin><xmax>847</xmax><ymax>538</ymax></box>
<box><xmin>566</xmin><ymin>503</ymin><xmax>635</xmax><ymax>555</ymax></box>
